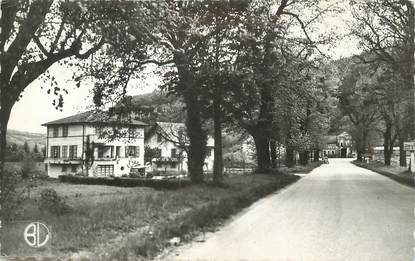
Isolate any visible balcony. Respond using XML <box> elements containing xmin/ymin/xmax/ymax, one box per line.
<box><xmin>45</xmin><ymin>157</ymin><xmax>82</xmax><ymax>164</ymax></box>
<box><xmin>95</xmin><ymin>156</ymin><xmax>117</xmax><ymax>161</ymax></box>
<box><xmin>152</xmin><ymin>157</ymin><xmax>180</xmax><ymax>163</ymax></box>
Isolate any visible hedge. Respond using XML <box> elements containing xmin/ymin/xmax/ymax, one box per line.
<box><xmin>58</xmin><ymin>175</ymin><xmax>192</xmax><ymax>189</ymax></box>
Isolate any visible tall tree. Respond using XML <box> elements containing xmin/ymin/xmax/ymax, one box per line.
<box><xmin>197</xmin><ymin>2</ymin><xmax>247</xmax><ymax>183</ymax></box>
<box><xmin>33</xmin><ymin>143</ymin><xmax>39</xmax><ymax>154</ymax></box>
<box><xmin>338</xmin><ymin>60</ymin><xmax>380</xmax><ymax>161</ymax></box>
<box><xmin>23</xmin><ymin>141</ymin><xmax>29</xmax><ymax>153</ymax></box>
<box><xmin>89</xmin><ymin>1</ymin><xmax>250</xmax><ymax>182</ymax></box>
<box><xmin>224</xmin><ymin>0</ymin><xmax>335</xmax><ymax>171</ymax></box>
<box><xmin>350</xmin><ymin>0</ymin><xmax>415</xmax><ymax>166</ymax></box>
<box><xmin>0</xmin><ymin>0</ymin><xmax>128</xmax><ymax>219</ymax></box>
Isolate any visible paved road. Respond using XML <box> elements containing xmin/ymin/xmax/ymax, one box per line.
<box><xmin>162</xmin><ymin>159</ymin><xmax>414</xmax><ymax>261</ymax></box>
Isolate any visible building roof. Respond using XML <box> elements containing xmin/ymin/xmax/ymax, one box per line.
<box><xmin>146</xmin><ymin>121</ymin><xmax>214</xmax><ymax>147</ymax></box>
<box><xmin>42</xmin><ymin>110</ymin><xmax>148</xmax><ymax>126</ymax></box>
<box><xmin>324</xmin><ymin>135</ymin><xmax>337</xmax><ymax>144</ymax></box>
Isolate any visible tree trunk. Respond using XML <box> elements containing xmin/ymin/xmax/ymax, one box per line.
<box><xmin>212</xmin><ymin>20</ymin><xmax>223</xmax><ymax>185</ymax></box>
<box><xmin>355</xmin><ymin>127</ymin><xmax>369</xmax><ymax>162</ymax></box>
<box><xmin>356</xmin><ymin>139</ymin><xmax>366</xmax><ymax>163</ymax></box>
<box><xmin>0</xmin><ymin>102</ymin><xmax>13</xmax><ymax>222</ymax></box>
<box><xmin>357</xmin><ymin>150</ymin><xmax>363</xmax><ymax>162</ymax></box>
<box><xmin>405</xmin><ymin>1</ymin><xmax>415</xmax><ymax>140</ymax></box>
<box><xmin>270</xmin><ymin>140</ymin><xmax>277</xmax><ymax>168</ymax></box>
<box><xmin>285</xmin><ymin>146</ymin><xmax>295</xmax><ymax>168</ymax></box>
<box><xmin>175</xmin><ymin>53</ymin><xmax>207</xmax><ymax>183</ymax></box>
<box><xmin>313</xmin><ymin>149</ymin><xmax>320</xmax><ymax>162</ymax></box>
<box><xmin>212</xmin><ymin>91</ymin><xmax>223</xmax><ymax>184</ymax></box>
<box><xmin>299</xmin><ymin>151</ymin><xmax>309</xmax><ymax>165</ymax></box>
<box><xmin>253</xmin><ymin>132</ymin><xmax>270</xmax><ymax>173</ymax></box>
<box><xmin>185</xmin><ymin>94</ymin><xmax>207</xmax><ymax>183</ymax></box>
<box><xmin>399</xmin><ymin>138</ymin><xmax>407</xmax><ymax>167</ymax></box>
<box><xmin>383</xmin><ymin>124</ymin><xmax>392</xmax><ymax>166</ymax></box>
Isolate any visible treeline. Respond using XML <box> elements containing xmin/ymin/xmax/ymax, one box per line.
<box><xmin>5</xmin><ymin>141</ymin><xmax>45</xmax><ymax>162</ymax></box>
<box><xmin>336</xmin><ymin>1</ymin><xmax>414</xmax><ymax>166</ymax></box>
<box><xmin>79</xmin><ymin>1</ymin><xmax>339</xmax><ymax>184</ymax></box>
<box><xmin>2</xmin><ymin>0</ymin><xmax>412</xmax><ymax>186</ymax></box>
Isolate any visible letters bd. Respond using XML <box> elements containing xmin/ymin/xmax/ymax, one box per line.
<box><xmin>0</xmin><ymin>221</ymin><xmax>52</xmax><ymax>258</ymax></box>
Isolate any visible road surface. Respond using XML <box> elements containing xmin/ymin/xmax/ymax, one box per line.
<box><xmin>161</xmin><ymin>159</ymin><xmax>414</xmax><ymax>261</ymax></box>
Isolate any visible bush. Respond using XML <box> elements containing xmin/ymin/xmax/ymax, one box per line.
<box><xmin>39</xmin><ymin>188</ymin><xmax>72</xmax><ymax>215</ymax></box>
<box><xmin>58</xmin><ymin>175</ymin><xmax>191</xmax><ymax>189</ymax></box>
<box><xmin>1</xmin><ymin>170</ymin><xmax>25</xmax><ymax>221</ymax></box>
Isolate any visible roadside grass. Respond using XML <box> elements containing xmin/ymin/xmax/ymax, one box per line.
<box><xmin>353</xmin><ymin>160</ymin><xmax>414</xmax><ymax>187</ymax></box>
<box><xmin>277</xmin><ymin>161</ymin><xmax>323</xmax><ymax>174</ymax></box>
<box><xmin>4</xmin><ymin>164</ymin><xmax>320</xmax><ymax>260</ymax></box>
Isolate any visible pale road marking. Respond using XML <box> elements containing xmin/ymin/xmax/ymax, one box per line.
<box><xmin>160</xmin><ymin>159</ymin><xmax>414</xmax><ymax>261</ymax></box>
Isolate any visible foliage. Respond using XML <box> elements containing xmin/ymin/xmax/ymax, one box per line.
<box><xmin>1</xmin><ymin>170</ymin><xmax>24</xmax><ymax>221</ymax></box>
<box><xmin>144</xmin><ymin>145</ymin><xmax>161</xmax><ymax>165</ymax></box>
<box><xmin>21</xmin><ymin>154</ymin><xmax>36</xmax><ymax>179</ymax></box>
<box><xmin>349</xmin><ymin>0</ymin><xmax>414</xmax><ymax>166</ymax></box>
<box><xmin>33</xmin><ymin>143</ymin><xmax>39</xmax><ymax>153</ymax></box>
<box><xmin>0</xmin><ymin>0</ymin><xmax>132</xmax><ymax>216</ymax></box>
<box><xmin>128</xmin><ymin>91</ymin><xmax>186</xmax><ymax>123</ymax></box>
<box><xmin>337</xmin><ymin>59</ymin><xmax>380</xmax><ymax>161</ymax></box>
<box><xmin>59</xmin><ymin>175</ymin><xmax>191</xmax><ymax>189</ymax></box>
<box><xmin>39</xmin><ymin>188</ymin><xmax>72</xmax><ymax>215</ymax></box>
<box><xmin>23</xmin><ymin>141</ymin><xmax>29</xmax><ymax>153</ymax></box>
<box><xmin>4</xmin><ymin>142</ymin><xmax>43</xmax><ymax>162</ymax></box>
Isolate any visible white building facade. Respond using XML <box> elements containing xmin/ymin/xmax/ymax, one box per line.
<box><xmin>145</xmin><ymin>122</ymin><xmax>214</xmax><ymax>174</ymax></box>
<box><xmin>43</xmin><ymin>111</ymin><xmax>147</xmax><ymax>178</ymax></box>
<box><xmin>323</xmin><ymin>131</ymin><xmax>354</xmax><ymax>158</ymax></box>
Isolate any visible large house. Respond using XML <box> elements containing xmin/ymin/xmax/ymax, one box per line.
<box><xmin>43</xmin><ymin>111</ymin><xmax>148</xmax><ymax>178</ymax></box>
<box><xmin>145</xmin><ymin>122</ymin><xmax>214</xmax><ymax>173</ymax></box>
<box><xmin>323</xmin><ymin>131</ymin><xmax>354</xmax><ymax>158</ymax></box>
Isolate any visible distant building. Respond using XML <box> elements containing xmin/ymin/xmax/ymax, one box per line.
<box><xmin>145</xmin><ymin>122</ymin><xmax>214</xmax><ymax>173</ymax></box>
<box><xmin>43</xmin><ymin>111</ymin><xmax>148</xmax><ymax>178</ymax></box>
<box><xmin>323</xmin><ymin>131</ymin><xmax>354</xmax><ymax>158</ymax></box>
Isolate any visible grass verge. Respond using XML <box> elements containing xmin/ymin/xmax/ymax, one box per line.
<box><xmin>3</xmin><ymin>163</ymin><xmax>321</xmax><ymax>260</ymax></box>
<box><xmin>352</xmin><ymin>161</ymin><xmax>414</xmax><ymax>187</ymax></box>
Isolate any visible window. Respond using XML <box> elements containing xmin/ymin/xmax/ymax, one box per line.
<box><xmin>62</xmin><ymin>145</ymin><xmax>68</xmax><ymax>158</ymax></box>
<box><xmin>69</xmin><ymin>145</ymin><xmax>77</xmax><ymax>159</ymax></box>
<box><xmin>206</xmin><ymin>149</ymin><xmax>212</xmax><ymax>157</ymax></box>
<box><xmin>62</xmin><ymin>126</ymin><xmax>68</xmax><ymax>137</ymax></box>
<box><xmin>71</xmin><ymin>165</ymin><xmax>77</xmax><ymax>173</ymax></box>
<box><xmin>171</xmin><ymin>148</ymin><xmax>177</xmax><ymax>158</ymax></box>
<box><xmin>51</xmin><ymin>146</ymin><xmax>60</xmax><ymax>158</ymax></box>
<box><xmin>62</xmin><ymin>165</ymin><xmax>67</xmax><ymax>172</ymax></box>
<box><xmin>171</xmin><ymin>162</ymin><xmax>177</xmax><ymax>168</ymax></box>
<box><xmin>52</xmin><ymin>127</ymin><xmax>59</xmax><ymax>137</ymax></box>
<box><xmin>125</xmin><ymin>146</ymin><xmax>138</xmax><ymax>157</ymax></box>
<box><xmin>157</xmin><ymin>133</ymin><xmax>162</xmax><ymax>142</ymax></box>
<box><xmin>116</xmin><ymin>146</ymin><xmax>121</xmax><ymax>157</ymax></box>
<box><xmin>128</xmin><ymin>128</ymin><xmax>136</xmax><ymax>139</ymax></box>
<box><xmin>98</xmin><ymin>146</ymin><xmax>105</xmax><ymax>158</ymax></box>
<box><xmin>96</xmin><ymin>165</ymin><xmax>114</xmax><ymax>176</ymax></box>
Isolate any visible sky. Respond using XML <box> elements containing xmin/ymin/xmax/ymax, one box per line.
<box><xmin>8</xmin><ymin>64</ymin><xmax>161</xmax><ymax>133</ymax></box>
<box><xmin>8</xmin><ymin>1</ymin><xmax>360</xmax><ymax>134</ymax></box>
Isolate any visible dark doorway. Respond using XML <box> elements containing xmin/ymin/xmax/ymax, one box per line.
<box><xmin>341</xmin><ymin>148</ymin><xmax>347</xmax><ymax>158</ymax></box>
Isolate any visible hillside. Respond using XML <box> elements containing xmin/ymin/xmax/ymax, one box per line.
<box><xmin>130</xmin><ymin>91</ymin><xmax>186</xmax><ymax>123</ymax></box>
<box><xmin>7</xmin><ymin>129</ymin><xmax>46</xmax><ymax>149</ymax></box>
